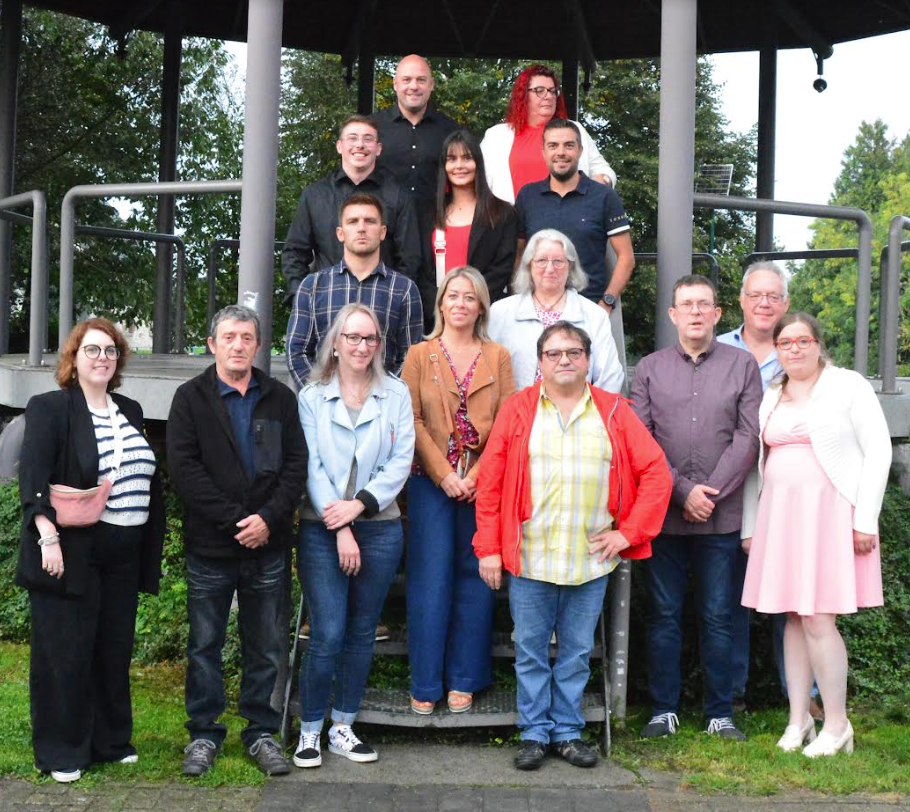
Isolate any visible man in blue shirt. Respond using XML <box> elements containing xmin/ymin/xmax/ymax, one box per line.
<box><xmin>718</xmin><ymin>260</ymin><xmax>819</xmax><ymax>720</ymax></box>
<box><xmin>515</xmin><ymin>119</ymin><xmax>635</xmax><ymax>316</ymax></box>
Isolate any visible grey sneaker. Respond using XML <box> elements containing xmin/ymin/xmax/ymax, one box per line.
<box><xmin>248</xmin><ymin>735</ymin><xmax>290</xmax><ymax>775</ymax></box>
<box><xmin>706</xmin><ymin>717</ymin><xmax>747</xmax><ymax>741</ymax></box>
<box><xmin>182</xmin><ymin>739</ymin><xmax>219</xmax><ymax>776</ymax></box>
<box><xmin>640</xmin><ymin>712</ymin><xmax>680</xmax><ymax>738</ymax></box>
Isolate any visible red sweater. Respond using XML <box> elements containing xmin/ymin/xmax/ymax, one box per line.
<box><xmin>473</xmin><ymin>383</ymin><xmax>672</xmax><ymax>576</ymax></box>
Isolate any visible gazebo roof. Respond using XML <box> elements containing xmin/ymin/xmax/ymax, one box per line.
<box><xmin>25</xmin><ymin>0</ymin><xmax>910</xmax><ymax>61</ymax></box>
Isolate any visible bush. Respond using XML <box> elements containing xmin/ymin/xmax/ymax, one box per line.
<box><xmin>0</xmin><ymin>481</ymin><xmax>29</xmax><ymax>643</ymax></box>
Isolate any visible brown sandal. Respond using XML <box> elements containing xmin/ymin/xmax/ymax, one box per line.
<box><xmin>447</xmin><ymin>691</ymin><xmax>473</xmax><ymax>713</ymax></box>
<box><xmin>409</xmin><ymin>695</ymin><xmax>435</xmax><ymax>715</ymax></box>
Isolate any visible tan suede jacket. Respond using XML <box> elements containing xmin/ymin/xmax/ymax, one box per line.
<box><xmin>400</xmin><ymin>338</ymin><xmax>515</xmax><ymax>486</ymax></box>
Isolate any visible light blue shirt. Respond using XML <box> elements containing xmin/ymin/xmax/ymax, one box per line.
<box><xmin>717</xmin><ymin>325</ymin><xmax>782</xmax><ymax>392</ymax></box>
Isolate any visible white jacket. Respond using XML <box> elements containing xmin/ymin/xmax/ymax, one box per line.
<box><xmin>741</xmin><ymin>364</ymin><xmax>892</xmax><ymax>538</ymax></box>
<box><xmin>488</xmin><ymin>290</ymin><xmax>624</xmax><ymax>392</ymax></box>
<box><xmin>480</xmin><ymin>120</ymin><xmax>617</xmax><ymax>204</ymax></box>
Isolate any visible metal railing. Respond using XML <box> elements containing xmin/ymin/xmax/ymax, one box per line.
<box><xmin>74</xmin><ymin>225</ymin><xmax>188</xmax><ymax>353</ymax></box>
<box><xmin>694</xmin><ymin>194</ymin><xmax>873</xmax><ymax>375</ymax></box>
<box><xmin>0</xmin><ymin>191</ymin><xmax>48</xmax><ymax>365</ymax></box>
<box><xmin>744</xmin><ymin>248</ymin><xmax>859</xmax><ymax>266</ymax></box>
<box><xmin>880</xmin><ymin>218</ymin><xmax>910</xmax><ymax>393</ymax></box>
<box><xmin>635</xmin><ymin>251</ymin><xmax>719</xmax><ymax>287</ymax></box>
<box><xmin>59</xmin><ymin>180</ymin><xmax>242</xmax><ymax>346</ymax></box>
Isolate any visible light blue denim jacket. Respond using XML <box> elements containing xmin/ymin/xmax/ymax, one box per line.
<box><xmin>298</xmin><ymin>373</ymin><xmax>415</xmax><ymax>517</ymax></box>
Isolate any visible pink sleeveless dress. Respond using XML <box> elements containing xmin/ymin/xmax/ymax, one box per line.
<box><xmin>741</xmin><ymin>401</ymin><xmax>883</xmax><ymax>615</ymax></box>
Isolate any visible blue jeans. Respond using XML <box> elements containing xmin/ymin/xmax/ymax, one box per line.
<box><xmin>509</xmin><ymin>574</ymin><xmax>607</xmax><ymax>744</ymax></box>
<box><xmin>297</xmin><ymin>520</ymin><xmax>403</xmax><ymax>731</ymax></box>
<box><xmin>406</xmin><ymin>475</ymin><xmax>494</xmax><ymax>701</ymax></box>
<box><xmin>647</xmin><ymin>531</ymin><xmax>739</xmax><ymax>720</ymax></box>
<box><xmin>730</xmin><ymin>547</ymin><xmax>750</xmax><ymax>698</ymax></box>
<box><xmin>185</xmin><ymin>549</ymin><xmax>286</xmax><ymax>748</ymax></box>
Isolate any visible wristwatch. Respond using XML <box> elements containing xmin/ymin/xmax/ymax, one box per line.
<box><xmin>602</xmin><ymin>293</ymin><xmax>617</xmax><ymax>308</ymax></box>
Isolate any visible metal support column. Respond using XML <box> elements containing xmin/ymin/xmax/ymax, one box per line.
<box><xmin>655</xmin><ymin>0</ymin><xmax>698</xmax><ymax>349</ymax></box>
<box><xmin>237</xmin><ymin>0</ymin><xmax>283</xmax><ymax>372</ymax></box>
<box><xmin>357</xmin><ymin>48</ymin><xmax>375</xmax><ymax>115</ymax></box>
<box><xmin>0</xmin><ymin>0</ymin><xmax>22</xmax><ymax>354</ymax></box>
<box><xmin>755</xmin><ymin>47</ymin><xmax>777</xmax><ymax>253</ymax></box>
<box><xmin>153</xmin><ymin>8</ymin><xmax>183</xmax><ymax>353</ymax></box>
<box><xmin>562</xmin><ymin>57</ymin><xmax>579</xmax><ymax>121</ymax></box>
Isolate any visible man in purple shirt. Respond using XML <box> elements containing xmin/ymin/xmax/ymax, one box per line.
<box><xmin>632</xmin><ymin>274</ymin><xmax>761</xmax><ymax>741</ymax></box>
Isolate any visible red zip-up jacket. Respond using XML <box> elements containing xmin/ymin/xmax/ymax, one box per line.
<box><xmin>473</xmin><ymin>383</ymin><xmax>672</xmax><ymax>576</ymax></box>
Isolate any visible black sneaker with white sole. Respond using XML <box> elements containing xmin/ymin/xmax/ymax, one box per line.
<box><xmin>706</xmin><ymin>716</ymin><xmax>747</xmax><ymax>741</ymax></box>
<box><xmin>640</xmin><ymin>712</ymin><xmax>680</xmax><ymax>738</ymax></box>
<box><xmin>293</xmin><ymin>730</ymin><xmax>322</xmax><ymax>768</ymax></box>
<box><xmin>328</xmin><ymin>725</ymin><xmax>377</xmax><ymax>762</ymax></box>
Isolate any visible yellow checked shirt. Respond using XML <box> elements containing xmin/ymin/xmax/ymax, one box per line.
<box><xmin>520</xmin><ymin>384</ymin><xmax>618</xmax><ymax>586</ymax></box>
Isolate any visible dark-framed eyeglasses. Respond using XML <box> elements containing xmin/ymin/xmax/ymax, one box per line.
<box><xmin>528</xmin><ymin>86</ymin><xmax>560</xmax><ymax>98</ymax></box>
<box><xmin>541</xmin><ymin>347</ymin><xmax>586</xmax><ymax>363</ymax></box>
<box><xmin>341</xmin><ymin>332</ymin><xmax>381</xmax><ymax>347</ymax></box>
<box><xmin>82</xmin><ymin>344</ymin><xmax>121</xmax><ymax>360</ymax></box>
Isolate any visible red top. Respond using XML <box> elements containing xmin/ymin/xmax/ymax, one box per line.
<box><xmin>472</xmin><ymin>383</ymin><xmax>673</xmax><ymax>575</ymax></box>
<box><xmin>508</xmin><ymin>124</ymin><xmax>547</xmax><ymax>199</ymax></box>
<box><xmin>431</xmin><ymin>223</ymin><xmax>471</xmax><ymax>274</ymax></box>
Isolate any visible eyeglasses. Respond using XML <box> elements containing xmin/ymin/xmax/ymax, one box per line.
<box><xmin>776</xmin><ymin>336</ymin><xmax>818</xmax><ymax>351</ymax></box>
<box><xmin>673</xmin><ymin>300</ymin><xmax>716</xmax><ymax>313</ymax></box>
<box><xmin>745</xmin><ymin>292</ymin><xmax>785</xmax><ymax>305</ymax></box>
<box><xmin>341</xmin><ymin>332</ymin><xmax>380</xmax><ymax>347</ymax></box>
<box><xmin>342</xmin><ymin>134</ymin><xmax>378</xmax><ymax>145</ymax></box>
<box><xmin>81</xmin><ymin>344</ymin><xmax>121</xmax><ymax>360</ymax></box>
<box><xmin>528</xmin><ymin>86</ymin><xmax>560</xmax><ymax>98</ymax></box>
<box><xmin>541</xmin><ymin>348</ymin><xmax>586</xmax><ymax>363</ymax></box>
<box><xmin>532</xmin><ymin>257</ymin><xmax>568</xmax><ymax>270</ymax></box>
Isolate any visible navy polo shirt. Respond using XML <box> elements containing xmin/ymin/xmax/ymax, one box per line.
<box><xmin>218</xmin><ymin>374</ymin><xmax>261</xmax><ymax>479</ymax></box>
<box><xmin>516</xmin><ymin>172</ymin><xmax>631</xmax><ymax>301</ymax></box>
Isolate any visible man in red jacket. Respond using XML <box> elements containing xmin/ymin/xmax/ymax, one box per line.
<box><xmin>474</xmin><ymin>322</ymin><xmax>671</xmax><ymax>771</ymax></box>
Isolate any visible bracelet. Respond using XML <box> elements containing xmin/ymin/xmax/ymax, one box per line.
<box><xmin>37</xmin><ymin>533</ymin><xmax>60</xmax><ymax>547</ymax></box>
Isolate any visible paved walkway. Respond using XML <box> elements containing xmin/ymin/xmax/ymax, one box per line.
<box><xmin>1</xmin><ymin>745</ymin><xmax>907</xmax><ymax>811</ymax></box>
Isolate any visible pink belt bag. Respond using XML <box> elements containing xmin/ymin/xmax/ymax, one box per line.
<box><xmin>50</xmin><ymin>395</ymin><xmax>124</xmax><ymax>528</ymax></box>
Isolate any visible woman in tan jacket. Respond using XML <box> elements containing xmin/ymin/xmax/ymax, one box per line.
<box><xmin>401</xmin><ymin>265</ymin><xmax>515</xmax><ymax>715</ymax></box>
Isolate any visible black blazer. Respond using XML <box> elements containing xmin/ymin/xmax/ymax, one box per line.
<box><xmin>418</xmin><ymin>204</ymin><xmax>519</xmax><ymax>326</ymax></box>
<box><xmin>16</xmin><ymin>387</ymin><xmax>165</xmax><ymax>597</ymax></box>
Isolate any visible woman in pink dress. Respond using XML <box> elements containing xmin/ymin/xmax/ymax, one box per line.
<box><xmin>741</xmin><ymin>313</ymin><xmax>891</xmax><ymax>757</ymax></box>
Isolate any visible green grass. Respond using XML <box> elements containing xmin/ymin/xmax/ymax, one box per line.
<box><xmin>2</xmin><ymin>640</ymin><xmax>909</xmax><ymax>794</ymax></box>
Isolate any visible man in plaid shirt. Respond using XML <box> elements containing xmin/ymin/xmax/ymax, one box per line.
<box><xmin>286</xmin><ymin>191</ymin><xmax>424</xmax><ymax>389</ymax></box>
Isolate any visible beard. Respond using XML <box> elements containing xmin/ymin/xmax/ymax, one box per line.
<box><xmin>550</xmin><ymin>166</ymin><xmax>578</xmax><ymax>183</ymax></box>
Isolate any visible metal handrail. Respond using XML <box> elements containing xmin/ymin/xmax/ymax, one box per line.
<box><xmin>694</xmin><ymin>194</ymin><xmax>873</xmax><ymax>375</ymax></box>
<box><xmin>635</xmin><ymin>251</ymin><xmax>719</xmax><ymax>286</ymax></box>
<box><xmin>743</xmin><ymin>248</ymin><xmax>859</xmax><ymax>266</ymax></box>
<box><xmin>881</xmin><ymin>221</ymin><xmax>910</xmax><ymax>393</ymax></box>
<box><xmin>0</xmin><ymin>191</ymin><xmax>48</xmax><ymax>365</ymax></box>
<box><xmin>59</xmin><ymin>179</ymin><xmax>242</xmax><ymax>346</ymax></box>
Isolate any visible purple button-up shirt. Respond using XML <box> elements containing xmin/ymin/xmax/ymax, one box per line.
<box><xmin>631</xmin><ymin>339</ymin><xmax>762</xmax><ymax>535</ymax></box>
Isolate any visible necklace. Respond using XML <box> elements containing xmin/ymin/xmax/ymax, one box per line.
<box><xmin>341</xmin><ymin>380</ymin><xmax>370</xmax><ymax>405</ymax></box>
<box><xmin>533</xmin><ymin>291</ymin><xmax>565</xmax><ymax>312</ymax></box>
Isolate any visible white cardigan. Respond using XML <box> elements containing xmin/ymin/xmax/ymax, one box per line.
<box><xmin>741</xmin><ymin>365</ymin><xmax>892</xmax><ymax>538</ymax></box>
<box><xmin>480</xmin><ymin>120</ymin><xmax>617</xmax><ymax>204</ymax></box>
<box><xmin>488</xmin><ymin>290</ymin><xmax>624</xmax><ymax>393</ymax></box>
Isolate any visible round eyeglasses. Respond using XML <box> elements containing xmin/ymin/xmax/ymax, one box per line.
<box><xmin>81</xmin><ymin>344</ymin><xmax>121</xmax><ymax>360</ymax></box>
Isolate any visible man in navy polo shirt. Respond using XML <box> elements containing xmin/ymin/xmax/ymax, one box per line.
<box><xmin>515</xmin><ymin>119</ymin><xmax>635</xmax><ymax>318</ymax></box>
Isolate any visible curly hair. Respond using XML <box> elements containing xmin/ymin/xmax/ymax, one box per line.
<box><xmin>505</xmin><ymin>64</ymin><xmax>568</xmax><ymax>137</ymax></box>
<box><xmin>55</xmin><ymin>317</ymin><xmax>131</xmax><ymax>390</ymax></box>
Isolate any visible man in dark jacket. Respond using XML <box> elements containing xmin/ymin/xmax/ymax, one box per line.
<box><xmin>280</xmin><ymin>114</ymin><xmax>423</xmax><ymax>302</ymax></box>
<box><xmin>167</xmin><ymin>305</ymin><xmax>307</xmax><ymax>778</ymax></box>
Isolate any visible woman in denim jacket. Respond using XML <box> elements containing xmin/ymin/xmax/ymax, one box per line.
<box><xmin>294</xmin><ymin>303</ymin><xmax>414</xmax><ymax>768</ymax></box>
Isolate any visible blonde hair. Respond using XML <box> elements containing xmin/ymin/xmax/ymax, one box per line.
<box><xmin>308</xmin><ymin>303</ymin><xmax>387</xmax><ymax>384</ymax></box>
<box><xmin>425</xmin><ymin>266</ymin><xmax>492</xmax><ymax>341</ymax></box>
<box><xmin>512</xmin><ymin>229</ymin><xmax>589</xmax><ymax>295</ymax></box>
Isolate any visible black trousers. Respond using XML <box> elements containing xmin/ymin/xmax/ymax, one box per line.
<box><xmin>29</xmin><ymin>523</ymin><xmax>142</xmax><ymax>772</ymax></box>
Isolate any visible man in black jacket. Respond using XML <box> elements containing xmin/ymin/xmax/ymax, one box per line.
<box><xmin>167</xmin><ymin>305</ymin><xmax>307</xmax><ymax>778</ymax></box>
<box><xmin>280</xmin><ymin>114</ymin><xmax>423</xmax><ymax>302</ymax></box>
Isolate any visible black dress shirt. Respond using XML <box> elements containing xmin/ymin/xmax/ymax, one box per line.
<box><xmin>280</xmin><ymin>165</ymin><xmax>423</xmax><ymax>300</ymax></box>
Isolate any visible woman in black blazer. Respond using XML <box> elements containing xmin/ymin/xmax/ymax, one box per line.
<box><xmin>17</xmin><ymin>317</ymin><xmax>164</xmax><ymax>783</ymax></box>
<box><xmin>420</xmin><ymin>129</ymin><xmax>518</xmax><ymax>321</ymax></box>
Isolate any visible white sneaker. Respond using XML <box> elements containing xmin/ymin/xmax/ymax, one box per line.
<box><xmin>50</xmin><ymin>769</ymin><xmax>81</xmax><ymax>783</ymax></box>
<box><xmin>293</xmin><ymin>730</ymin><xmax>322</xmax><ymax>768</ymax></box>
<box><xmin>119</xmin><ymin>753</ymin><xmax>139</xmax><ymax>764</ymax></box>
<box><xmin>327</xmin><ymin>725</ymin><xmax>377</xmax><ymax>763</ymax></box>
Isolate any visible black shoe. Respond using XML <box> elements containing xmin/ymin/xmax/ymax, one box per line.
<box><xmin>514</xmin><ymin>740</ymin><xmax>547</xmax><ymax>771</ymax></box>
<box><xmin>293</xmin><ymin>730</ymin><xmax>322</xmax><ymax>768</ymax></box>
<box><xmin>552</xmin><ymin>738</ymin><xmax>598</xmax><ymax>768</ymax></box>
<box><xmin>706</xmin><ymin>717</ymin><xmax>747</xmax><ymax>741</ymax></box>
<box><xmin>640</xmin><ymin>712</ymin><xmax>680</xmax><ymax>738</ymax></box>
<box><xmin>248</xmin><ymin>735</ymin><xmax>291</xmax><ymax>775</ymax></box>
<box><xmin>182</xmin><ymin>739</ymin><xmax>219</xmax><ymax>776</ymax></box>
